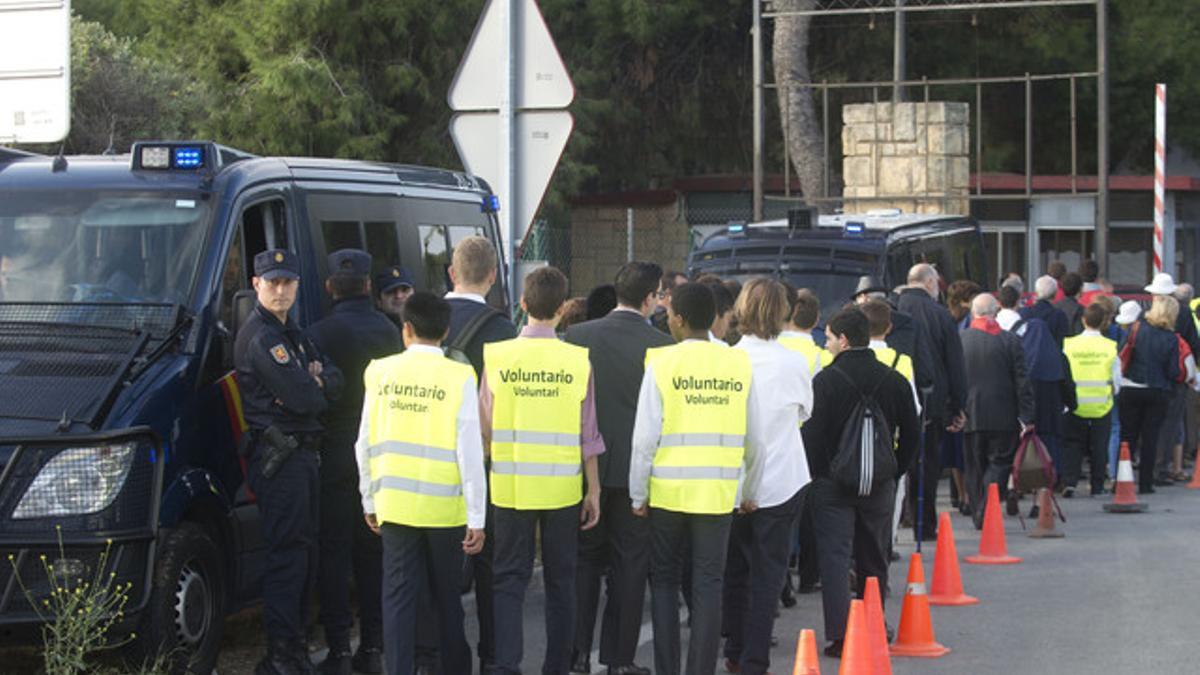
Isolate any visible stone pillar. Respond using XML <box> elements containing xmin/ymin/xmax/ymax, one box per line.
<box><xmin>841</xmin><ymin>102</ymin><xmax>970</xmax><ymax>215</ymax></box>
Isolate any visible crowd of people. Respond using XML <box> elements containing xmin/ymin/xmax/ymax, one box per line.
<box><xmin>234</xmin><ymin>235</ymin><xmax>1200</xmax><ymax>675</ymax></box>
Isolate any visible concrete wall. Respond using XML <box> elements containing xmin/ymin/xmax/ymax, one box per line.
<box><xmin>567</xmin><ymin>200</ymin><xmax>690</xmax><ymax>293</ymax></box>
<box><xmin>842</xmin><ymin>101</ymin><xmax>971</xmax><ymax>214</ymax></box>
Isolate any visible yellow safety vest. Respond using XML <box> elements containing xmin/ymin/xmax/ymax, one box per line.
<box><xmin>485</xmin><ymin>337</ymin><xmax>590</xmax><ymax>510</ymax></box>
<box><xmin>779</xmin><ymin>334</ymin><xmax>827</xmax><ymax>375</ymax></box>
<box><xmin>362</xmin><ymin>349</ymin><xmax>475</xmax><ymax>528</ymax></box>
<box><xmin>1190</xmin><ymin>298</ymin><xmax>1200</xmax><ymax>336</ymax></box>
<box><xmin>1063</xmin><ymin>334</ymin><xmax>1117</xmax><ymax>419</ymax></box>
<box><xmin>646</xmin><ymin>340</ymin><xmax>752</xmax><ymax>514</ymax></box>
<box><xmin>872</xmin><ymin>345</ymin><xmax>915</xmax><ymax>385</ymax></box>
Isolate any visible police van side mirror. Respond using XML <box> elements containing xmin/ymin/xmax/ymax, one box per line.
<box><xmin>231</xmin><ymin>289</ymin><xmax>256</xmax><ymax>338</ymax></box>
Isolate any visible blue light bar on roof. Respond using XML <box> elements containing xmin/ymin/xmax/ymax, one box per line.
<box><xmin>482</xmin><ymin>194</ymin><xmax>500</xmax><ymax>213</ymax></box>
<box><xmin>173</xmin><ymin>146</ymin><xmax>203</xmax><ymax>169</ymax></box>
<box><xmin>844</xmin><ymin>221</ymin><xmax>865</xmax><ymax>237</ymax></box>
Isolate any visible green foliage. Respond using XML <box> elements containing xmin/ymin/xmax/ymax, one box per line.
<box><xmin>63</xmin><ymin>0</ymin><xmax>1200</xmax><ymax>195</ymax></box>
<box><xmin>8</xmin><ymin>528</ymin><xmax>169</xmax><ymax>675</ymax></box>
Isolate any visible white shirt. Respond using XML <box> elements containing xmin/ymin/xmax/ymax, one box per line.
<box><xmin>1078</xmin><ymin>329</ymin><xmax>1123</xmax><ymax>396</ymax></box>
<box><xmin>779</xmin><ymin>330</ymin><xmax>823</xmax><ymax>376</ymax></box>
<box><xmin>735</xmin><ymin>335</ymin><xmax>812</xmax><ymax>508</ymax></box>
<box><xmin>869</xmin><ymin>339</ymin><xmax>922</xmax><ymax>415</ymax></box>
<box><xmin>354</xmin><ymin>345</ymin><xmax>489</xmax><ymax>529</ymax></box>
<box><xmin>629</xmin><ymin>339</ymin><xmax>757</xmax><ymax>510</ymax></box>
<box><xmin>444</xmin><ymin>291</ymin><xmax>487</xmax><ymax>304</ymax></box>
<box><xmin>997</xmin><ymin>308</ymin><xmax>1022</xmax><ymax>331</ymax></box>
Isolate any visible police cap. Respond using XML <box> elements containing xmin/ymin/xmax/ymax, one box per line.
<box><xmin>375</xmin><ymin>265</ymin><xmax>414</xmax><ymax>294</ymax></box>
<box><xmin>254</xmin><ymin>249</ymin><xmax>300</xmax><ymax>281</ymax></box>
<box><xmin>328</xmin><ymin>248</ymin><xmax>372</xmax><ymax>279</ymax></box>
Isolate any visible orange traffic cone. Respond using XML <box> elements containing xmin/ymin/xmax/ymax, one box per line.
<box><xmin>793</xmin><ymin>628</ymin><xmax>821</xmax><ymax>675</ymax></box>
<box><xmin>1104</xmin><ymin>442</ymin><xmax>1149</xmax><ymax>513</ymax></box>
<box><xmin>1028</xmin><ymin>487</ymin><xmax>1064</xmax><ymax>538</ymax></box>
<box><xmin>862</xmin><ymin>577</ymin><xmax>893</xmax><ymax>675</ymax></box>
<box><xmin>1186</xmin><ymin>447</ymin><xmax>1200</xmax><ymax>489</ymax></box>
<box><xmin>839</xmin><ymin>600</ymin><xmax>874</xmax><ymax>674</ymax></box>
<box><xmin>889</xmin><ymin>553</ymin><xmax>950</xmax><ymax>658</ymax></box>
<box><xmin>965</xmin><ymin>483</ymin><xmax>1023</xmax><ymax>565</ymax></box>
<box><xmin>928</xmin><ymin>512</ymin><xmax>979</xmax><ymax>605</ymax></box>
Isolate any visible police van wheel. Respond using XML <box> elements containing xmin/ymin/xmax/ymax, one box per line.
<box><xmin>139</xmin><ymin>522</ymin><xmax>226</xmax><ymax>674</ymax></box>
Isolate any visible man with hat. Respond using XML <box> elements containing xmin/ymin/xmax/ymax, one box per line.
<box><xmin>375</xmin><ymin>265</ymin><xmax>415</xmax><ymax>328</ymax></box>
<box><xmin>307</xmin><ymin>250</ymin><xmax>403</xmax><ymax>674</ymax></box>
<box><xmin>236</xmin><ymin>249</ymin><xmax>344</xmax><ymax>675</ymax></box>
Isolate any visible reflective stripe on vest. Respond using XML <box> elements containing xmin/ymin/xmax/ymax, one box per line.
<box><xmin>485</xmin><ymin>337</ymin><xmax>590</xmax><ymax>510</ymax></box>
<box><xmin>1064</xmin><ymin>334</ymin><xmax>1117</xmax><ymax>419</ymax></box>
<box><xmin>362</xmin><ymin>350</ymin><xmax>475</xmax><ymax>527</ymax></box>
<box><xmin>646</xmin><ymin>340</ymin><xmax>752</xmax><ymax>515</ymax></box>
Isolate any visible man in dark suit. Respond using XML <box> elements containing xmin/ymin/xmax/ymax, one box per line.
<box><xmin>801</xmin><ymin>307</ymin><xmax>919</xmax><ymax>657</ymax></box>
<box><xmin>896</xmin><ymin>264</ymin><xmax>966</xmax><ymax>540</ymax></box>
<box><xmin>443</xmin><ymin>235</ymin><xmax>516</xmax><ymax>673</ymax></box>
<box><xmin>566</xmin><ymin>262</ymin><xmax>673</xmax><ymax>675</ymax></box>
<box><xmin>961</xmin><ymin>294</ymin><xmax>1035</xmax><ymax>529</ymax></box>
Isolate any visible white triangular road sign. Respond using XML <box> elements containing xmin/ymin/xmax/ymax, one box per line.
<box><xmin>448</xmin><ymin>0</ymin><xmax>574</xmax><ymax>111</ymax></box>
<box><xmin>450</xmin><ymin>110</ymin><xmax>573</xmax><ymax>251</ymax></box>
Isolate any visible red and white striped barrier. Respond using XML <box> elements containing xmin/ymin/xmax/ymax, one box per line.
<box><xmin>1154</xmin><ymin>83</ymin><xmax>1166</xmax><ymax>275</ymax></box>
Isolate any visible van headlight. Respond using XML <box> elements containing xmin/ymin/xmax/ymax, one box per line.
<box><xmin>12</xmin><ymin>443</ymin><xmax>137</xmax><ymax>519</ymax></box>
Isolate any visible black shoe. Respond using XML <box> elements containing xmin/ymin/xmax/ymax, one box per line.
<box><xmin>570</xmin><ymin>652</ymin><xmax>591</xmax><ymax>675</ymax></box>
<box><xmin>799</xmin><ymin>581</ymin><xmax>820</xmax><ymax>594</ymax></box>
<box><xmin>258</xmin><ymin>641</ymin><xmax>309</xmax><ymax>675</ymax></box>
<box><xmin>318</xmin><ymin>650</ymin><xmax>352</xmax><ymax>675</ymax></box>
<box><xmin>608</xmin><ymin>665</ymin><xmax>651</xmax><ymax>675</ymax></box>
<box><xmin>351</xmin><ymin>646</ymin><xmax>383</xmax><ymax>674</ymax></box>
<box><xmin>1062</xmin><ymin>486</ymin><xmax>1075</xmax><ymax>498</ymax></box>
<box><xmin>1005</xmin><ymin>493</ymin><xmax>1020</xmax><ymax>516</ymax></box>
<box><xmin>291</xmin><ymin>640</ymin><xmax>318</xmax><ymax>675</ymax></box>
<box><xmin>889</xmin><ymin>549</ymin><xmax>900</xmax><ymax>562</ymax></box>
<box><xmin>1028</xmin><ymin>504</ymin><xmax>1039</xmax><ymax>518</ymax></box>
<box><xmin>780</xmin><ymin>582</ymin><xmax>797</xmax><ymax>608</ymax></box>
<box><xmin>823</xmin><ymin>640</ymin><xmax>844</xmax><ymax>658</ymax></box>
<box><xmin>1139</xmin><ymin>486</ymin><xmax>1157</xmax><ymax>495</ymax></box>
<box><xmin>959</xmin><ymin>501</ymin><xmax>973</xmax><ymax>517</ymax></box>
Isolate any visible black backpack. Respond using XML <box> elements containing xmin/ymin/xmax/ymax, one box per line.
<box><xmin>828</xmin><ymin>366</ymin><xmax>898</xmax><ymax>496</ymax></box>
<box><xmin>444</xmin><ymin>306</ymin><xmax>503</xmax><ymax>366</ymax></box>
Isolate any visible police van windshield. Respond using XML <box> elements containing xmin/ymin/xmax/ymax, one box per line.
<box><xmin>0</xmin><ymin>191</ymin><xmax>211</xmax><ymax>305</ymax></box>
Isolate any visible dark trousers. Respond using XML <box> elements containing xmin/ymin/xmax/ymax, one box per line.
<box><xmin>1119</xmin><ymin>387</ymin><xmax>1170</xmax><ymax>491</ymax></box>
<box><xmin>491</xmin><ymin>504</ymin><xmax>581</xmax><ymax>675</ymax></box>
<box><xmin>811</xmin><ymin>477</ymin><xmax>894</xmax><ymax>643</ymax></box>
<box><xmin>1032</xmin><ymin>380</ymin><xmax>1064</xmax><ymax>479</ymax></box>
<box><xmin>466</xmin><ymin>498</ymin><xmax>497</xmax><ymax>664</ymax></box>
<box><xmin>907</xmin><ymin>424</ymin><xmax>942</xmax><ymax>536</ymax></box>
<box><xmin>722</xmin><ymin>489</ymin><xmax>803</xmax><ymax>675</ymax></box>
<box><xmin>649</xmin><ymin>507</ymin><xmax>732</xmax><ymax>675</ymax></box>
<box><xmin>1063</xmin><ymin>413</ymin><xmax>1112</xmax><ymax>494</ymax></box>
<box><xmin>248</xmin><ymin>445</ymin><xmax>320</xmax><ymax>644</ymax></box>
<box><xmin>963</xmin><ymin>431</ymin><xmax>1018</xmax><ymax>530</ymax></box>
<box><xmin>318</xmin><ymin>471</ymin><xmax>383</xmax><ymax>650</ymax></box>
<box><xmin>380</xmin><ymin>523</ymin><xmax>471</xmax><ymax>675</ymax></box>
<box><xmin>573</xmin><ymin>487</ymin><xmax>649</xmax><ymax>667</ymax></box>
<box><xmin>796</xmin><ymin>485</ymin><xmax>820</xmax><ymax>589</ymax></box>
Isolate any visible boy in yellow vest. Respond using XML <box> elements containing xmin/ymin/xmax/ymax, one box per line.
<box><xmin>479</xmin><ymin>266</ymin><xmax>603</xmax><ymax>675</ymax></box>
<box><xmin>355</xmin><ymin>291</ymin><xmax>487</xmax><ymax>675</ymax></box>
<box><xmin>630</xmin><ymin>282</ymin><xmax>754</xmax><ymax>675</ymax></box>
<box><xmin>1062</xmin><ymin>303</ymin><xmax>1121</xmax><ymax>497</ymax></box>
<box><xmin>779</xmin><ymin>288</ymin><xmax>831</xmax><ymax>374</ymax></box>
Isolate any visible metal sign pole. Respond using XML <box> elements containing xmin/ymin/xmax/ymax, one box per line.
<box><xmin>501</xmin><ymin>0</ymin><xmax>519</xmax><ymax>312</ymax></box>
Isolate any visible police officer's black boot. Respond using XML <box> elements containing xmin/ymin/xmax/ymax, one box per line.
<box><xmin>258</xmin><ymin>640</ymin><xmax>304</xmax><ymax>675</ymax></box>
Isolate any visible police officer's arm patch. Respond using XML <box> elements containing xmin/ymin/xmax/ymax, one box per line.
<box><xmin>270</xmin><ymin>343</ymin><xmax>291</xmax><ymax>365</ymax></box>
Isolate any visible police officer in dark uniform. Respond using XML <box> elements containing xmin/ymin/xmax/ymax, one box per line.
<box><xmin>237</xmin><ymin>249</ymin><xmax>344</xmax><ymax>675</ymax></box>
<box><xmin>374</xmin><ymin>264</ymin><xmax>415</xmax><ymax>329</ymax></box>
<box><xmin>307</xmin><ymin>250</ymin><xmax>403</xmax><ymax>675</ymax></box>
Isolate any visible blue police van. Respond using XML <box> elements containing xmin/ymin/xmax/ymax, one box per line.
<box><xmin>688</xmin><ymin>208</ymin><xmax>989</xmax><ymax>317</ymax></box>
<box><xmin>0</xmin><ymin>141</ymin><xmax>509</xmax><ymax>670</ymax></box>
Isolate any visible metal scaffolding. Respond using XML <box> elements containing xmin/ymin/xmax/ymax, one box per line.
<box><xmin>752</xmin><ymin>0</ymin><xmax>1111</xmax><ymax>272</ymax></box>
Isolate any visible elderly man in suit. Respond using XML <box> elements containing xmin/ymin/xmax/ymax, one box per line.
<box><xmin>961</xmin><ymin>294</ymin><xmax>1035</xmax><ymax>529</ymax></box>
<box><xmin>566</xmin><ymin>262</ymin><xmax>674</xmax><ymax>675</ymax></box>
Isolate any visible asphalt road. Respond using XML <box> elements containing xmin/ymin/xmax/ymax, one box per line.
<box><xmin>208</xmin><ymin>479</ymin><xmax>1200</xmax><ymax>674</ymax></box>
